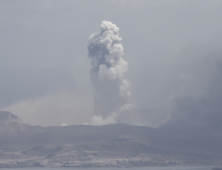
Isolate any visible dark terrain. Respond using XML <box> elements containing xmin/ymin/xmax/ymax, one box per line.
<box><xmin>0</xmin><ymin>111</ymin><xmax>221</xmax><ymax>168</ymax></box>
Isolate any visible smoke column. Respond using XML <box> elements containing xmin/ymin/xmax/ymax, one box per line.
<box><xmin>87</xmin><ymin>21</ymin><xmax>131</xmax><ymax>123</ymax></box>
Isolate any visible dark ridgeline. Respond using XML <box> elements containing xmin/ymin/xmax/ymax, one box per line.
<box><xmin>1</xmin><ymin>111</ymin><xmax>222</xmax><ymax>153</ymax></box>
<box><xmin>0</xmin><ymin>110</ymin><xmax>222</xmax><ymax>168</ymax></box>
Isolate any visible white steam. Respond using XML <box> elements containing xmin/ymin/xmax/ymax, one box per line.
<box><xmin>88</xmin><ymin>21</ymin><xmax>131</xmax><ymax>124</ymax></box>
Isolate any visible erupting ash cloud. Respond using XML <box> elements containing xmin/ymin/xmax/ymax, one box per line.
<box><xmin>160</xmin><ymin>47</ymin><xmax>222</xmax><ymax>132</ymax></box>
<box><xmin>87</xmin><ymin>21</ymin><xmax>131</xmax><ymax>124</ymax></box>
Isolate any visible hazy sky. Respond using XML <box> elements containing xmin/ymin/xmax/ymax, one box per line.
<box><xmin>1</xmin><ymin>0</ymin><xmax>222</xmax><ymax>128</ymax></box>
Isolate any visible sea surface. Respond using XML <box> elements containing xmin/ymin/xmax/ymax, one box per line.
<box><xmin>3</xmin><ymin>166</ymin><xmax>222</xmax><ymax>170</ymax></box>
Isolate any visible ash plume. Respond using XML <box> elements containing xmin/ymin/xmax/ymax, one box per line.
<box><xmin>160</xmin><ymin>47</ymin><xmax>222</xmax><ymax>132</ymax></box>
<box><xmin>87</xmin><ymin>21</ymin><xmax>131</xmax><ymax>123</ymax></box>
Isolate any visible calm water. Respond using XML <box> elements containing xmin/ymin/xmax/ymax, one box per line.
<box><xmin>4</xmin><ymin>166</ymin><xmax>222</xmax><ymax>170</ymax></box>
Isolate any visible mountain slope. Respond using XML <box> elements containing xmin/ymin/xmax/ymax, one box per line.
<box><xmin>0</xmin><ymin>111</ymin><xmax>221</xmax><ymax>167</ymax></box>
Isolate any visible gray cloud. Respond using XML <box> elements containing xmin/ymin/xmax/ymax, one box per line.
<box><xmin>3</xmin><ymin>91</ymin><xmax>93</xmax><ymax>127</ymax></box>
<box><xmin>87</xmin><ymin>21</ymin><xmax>131</xmax><ymax>122</ymax></box>
<box><xmin>160</xmin><ymin>46</ymin><xmax>222</xmax><ymax>131</ymax></box>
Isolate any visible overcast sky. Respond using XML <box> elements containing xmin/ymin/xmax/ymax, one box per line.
<box><xmin>1</xmin><ymin>0</ymin><xmax>222</xmax><ymax>128</ymax></box>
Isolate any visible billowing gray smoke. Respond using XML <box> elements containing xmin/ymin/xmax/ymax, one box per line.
<box><xmin>87</xmin><ymin>21</ymin><xmax>131</xmax><ymax>124</ymax></box>
<box><xmin>160</xmin><ymin>47</ymin><xmax>222</xmax><ymax>132</ymax></box>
